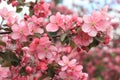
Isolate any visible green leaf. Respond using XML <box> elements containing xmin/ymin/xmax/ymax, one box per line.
<box><xmin>60</xmin><ymin>33</ymin><xmax>67</xmax><ymax>42</ymax></box>
<box><xmin>69</xmin><ymin>40</ymin><xmax>75</xmax><ymax>48</ymax></box>
<box><xmin>97</xmin><ymin>76</ymin><xmax>102</xmax><ymax>80</ymax></box>
<box><xmin>29</xmin><ymin>9</ymin><xmax>34</xmax><ymax>17</ymax></box>
<box><xmin>48</xmin><ymin>32</ymin><xmax>58</xmax><ymax>42</ymax></box>
<box><xmin>48</xmin><ymin>32</ymin><xmax>58</xmax><ymax>37</ymax></box>
<box><xmin>17</xmin><ymin>0</ymin><xmax>23</xmax><ymax>4</ymax></box>
<box><xmin>1</xmin><ymin>61</ymin><xmax>12</xmax><ymax>67</ymax></box>
<box><xmin>0</xmin><ymin>40</ymin><xmax>6</xmax><ymax>46</ymax></box>
<box><xmin>23</xmin><ymin>42</ymin><xmax>30</xmax><ymax>47</ymax></box>
<box><xmin>0</xmin><ymin>50</ymin><xmax>20</xmax><ymax>67</ymax></box>
<box><xmin>16</xmin><ymin>7</ymin><xmax>23</xmax><ymax>13</ymax></box>
<box><xmin>95</xmin><ymin>37</ymin><xmax>104</xmax><ymax>42</ymax></box>
<box><xmin>39</xmin><ymin>74</ymin><xmax>48</xmax><ymax>80</ymax></box>
<box><xmin>47</xmin><ymin>62</ymin><xmax>60</xmax><ymax>78</ymax></box>
<box><xmin>8</xmin><ymin>0</ymin><xmax>13</xmax><ymax>3</ymax></box>
<box><xmin>34</xmin><ymin>33</ymin><xmax>41</xmax><ymax>38</ymax></box>
<box><xmin>88</xmin><ymin>38</ymin><xmax>100</xmax><ymax>49</ymax></box>
<box><xmin>20</xmin><ymin>67</ymin><xmax>27</xmax><ymax>76</ymax></box>
<box><xmin>62</xmin><ymin>36</ymin><xmax>69</xmax><ymax>45</ymax></box>
<box><xmin>110</xmin><ymin>53</ymin><xmax>116</xmax><ymax>57</ymax></box>
<box><xmin>76</xmin><ymin>27</ymin><xmax>81</xmax><ymax>33</ymax></box>
<box><xmin>54</xmin><ymin>0</ymin><xmax>63</xmax><ymax>4</ymax></box>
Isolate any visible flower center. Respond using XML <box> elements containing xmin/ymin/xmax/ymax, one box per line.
<box><xmin>90</xmin><ymin>22</ymin><xmax>96</xmax><ymax>26</ymax></box>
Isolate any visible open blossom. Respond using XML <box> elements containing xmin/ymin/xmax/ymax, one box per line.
<box><xmin>29</xmin><ymin>37</ymin><xmax>57</xmax><ymax>60</ymax></box>
<box><xmin>34</xmin><ymin>1</ymin><xmax>51</xmax><ymax>18</ymax></box>
<box><xmin>28</xmin><ymin>15</ymin><xmax>44</xmax><ymax>26</ymax></box>
<box><xmin>58</xmin><ymin>57</ymin><xmax>88</xmax><ymax>80</ymax></box>
<box><xmin>0</xmin><ymin>65</ymin><xmax>10</xmax><ymax>79</ymax></box>
<box><xmin>82</xmin><ymin>11</ymin><xmax>109</xmax><ymax>37</ymax></box>
<box><xmin>27</xmin><ymin>16</ymin><xmax>44</xmax><ymax>35</ymax></box>
<box><xmin>0</xmin><ymin>1</ymin><xmax>113</xmax><ymax>80</ymax></box>
<box><xmin>60</xmin><ymin>15</ymin><xmax>73</xmax><ymax>31</ymax></box>
<box><xmin>74</xmin><ymin>31</ymin><xmax>93</xmax><ymax>46</ymax></box>
<box><xmin>46</xmin><ymin>12</ymin><xmax>63</xmax><ymax>32</ymax></box>
<box><xmin>0</xmin><ymin>7</ymin><xmax>14</xmax><ymax>19</ymax></box>
<box><xmin>36</xmin><ymin>61</ymin><xmax>48</xmax><ymax>71</ymax></box>
<box><xmin>58</xmin><ymin>56</ymin><xmax>77</xmax><ymax>71</ymax></box>
<box><xmin>6</xmin><ymin>16</ymin><xmax>18</xmax><ymax>27</ymax></box>
<box><xmin>11</xmin><ymin>20</ymin><xmax>29</xmax><ymax>41</ymax></box>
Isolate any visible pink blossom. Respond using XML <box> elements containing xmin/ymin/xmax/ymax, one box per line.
<box><xmin>60</xmin><ymin>15</ymin><xmax>73</xmax><ymax>31</ymax></box>
<box><xmin>36</xmin><ymin>61</ymin><xmax>48</xmax><ymax>71</ymax></box>
<box><xmin>74</xmin><ymin>31</ymin><xmax>93</xmax><ymax>46</ymax></box>
<box><xmin>82</xmin><ymin>11</ymin><xmax>108</xmax><ymax>37</ymax></box>
<box><xmin>12</xmin><ymin>0</ymin><xmax>19</xmax><ymax>7</ymax></box>
<box><xmin>0</xmin><ymin>7</ymin><xmax>14</xmax><ymax>19</ymax></box>
<box><xmin>27</xmin><ymin>17</ymin><xmax>44</xmax><ymax>34</ymax></box>
<box><xmin>58</xmin><ymin>64</ymin><xmax>88</xmax><ymax>80</ymax></box>
<box><xmin>28</xmin><ymin>15</ymin><xmax>44</xmax><ymax>26</ymax></box>
<box><xmin>80</xmin><ymin>73</ymin><xmax>88</xmax><ymax>80</ymax></box>
<box><xmin>25</xmin><ymin>66</ymin><xmax>33</xmax><ymax>74</ymax></box>
<box><xmin>11</xmin><ymin>20</ymin><xmax>29</xmax><ymax>40</ymax></box>
<box><xmin>65</xmin><ymin>46</ymin><xmax>72</xmax><ymax>53</ymax></box>
<box><xmin>76</xmin><ymin>17</ymin><xmax>83</xmax><ymax>27</ymax></box>
<box><xmin>34</xmin><ymin>1</ymin><xmax>51</xmax><ymax>18</ymax></box>
<box><xmin>29</xmin><ymin>37</ymin><xmax>57</xmax><ymax>60</ymax></box>
<box><xmin>28</xmin><ymin>22</ymin><xmax>44</xmax><ymax>35</ymax></box>
<box><xmin>0</xmin><ymin>65</ymin><xmax>10</xmax><ymax>79</ymax></box>
<box><xmin>6</xmin><ymin>16</ymin><xmax>18</xmax><ymax>27</ymax></box>
<box><xmin>115</xmin><ymin>56</ymin><xmax>120</xmax><ymax>64</ymax></box>
<box><xmin>58</xmin><ymin>56</ymin><xmax>76</xmax><ymax>71</ymax></box>
<box><xmin>46</xmin><ymin>12</ymin><xmax>63</xmax><ymax>32</ymax></box>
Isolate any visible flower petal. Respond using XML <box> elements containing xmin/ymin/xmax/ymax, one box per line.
<box><xmin>46</xmin><ymin>23</ymin><xmax>59</xmax><ymax>32</ymax></box>
<box><xmin>50</xmin><ymin>15</ymin><xmax>56</xmax><ymax>23</ymax></box>
<box><xmin>88</xmin><ymin>29</ymin><xmax>97</xmax><ymax>37</ymax></box>
<box><xmin>83</xmin><ymin>15</ymin><xmax>91</xmax><ymax>23</ymax></box>
<box><xmin>82</xmin><ymin>24</ymin><xmax>91</xmax><ymax>32</ymax></box>
<box><xmin>58</xmin><ymin>61</ymin><xmax>65</xmax><ymax>66</ymax></box>
<box><xmin>38</xmin><ymin>53</ymin><xmax>46</xmax><ymax>59</ymax></box>
<box><xmin>62</xmin><ymin>56</ymin><xmax>69</xmax><ymax>64</ymax></box>
<box><xmin>69</xmin><ymin>59</ymin><xmax>76</xmax><ymax>67</ymax></box>
<box><xmin>11</xmin><ymin>33</ymin><xmax>20</xmax><ymax>39</ymax></box>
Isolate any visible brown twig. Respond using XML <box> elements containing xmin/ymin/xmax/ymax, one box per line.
<box><xmin>0</xmin><ymin>31</ymin><xmax>11</xmax><ymax>34</ymax></box>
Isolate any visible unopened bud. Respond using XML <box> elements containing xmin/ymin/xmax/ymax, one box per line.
<box><xmin>65</xmin><ymin>46</ymin><xmax>72</xmax><ymax>53</ymax></box>
<box><xmin>26</xmin><ymin>66</ymin><xmax>32</xmax><ymax>74</ymax></box>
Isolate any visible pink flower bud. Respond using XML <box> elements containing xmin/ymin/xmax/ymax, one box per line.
<box><xmin>24</xmin><ymin>14</ymin><xmax>30</xmax><ymax>20</ymax></box>
<box><xmin>65</xmin><ymin>46</ymin><xmax>72</xmax><ymax>53</ymax></box>
<box><xmin>37</xmin><ymin>61</ymin><xmax>48</xmax><ymax>71</ymax></box>
<box><xmin>12</xmin><ymin>1</ymin><xmax>19</xmax><ymax>7</ymax></box>
<box><xmin>103</xmin><ymin>36</ymin><xmax>110</xmax><ymax>44</ymax></box>
<box><xmin>26</xmin><ymin>66</ymin><xmax>32</xmax><ymax>74</ymax></box>
<box><xmin>111</xmin><ymin>22</ymin><xmax>119</xmax><ymax>29</ymax></box>
<box><xmin>71</xmin><ymin>29</ymin><xmax>76</xmax><ymax>34</ymax></box>
<box><xmin>77</xmin><ymin>47</ymin><xmax>81</xmax><ymax>52</ymax></box>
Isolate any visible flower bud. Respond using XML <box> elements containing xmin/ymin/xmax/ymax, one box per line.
<box><xmin>12</xmin><ymin>1</ymin><xmax>19</xmax><ymax>7</ymax></box>
<box><xmin>65</xmin><ymin>46</ymin><xmax>72</xmax><ymax>53</ymax></box>
<box><xmin>26</xmin><ymin>66</ymin><xmax>32</xmax><ymax>74</ymax></box>
<box><xmin>103</xmin><ymin>36</ymin><xmax>110</xmax><ymax>44</ymax></box>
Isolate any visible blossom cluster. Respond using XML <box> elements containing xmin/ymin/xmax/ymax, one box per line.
<box><xmin>79</xmin><ymin>46</ymin><xmax>120</xmax><ymax>80</ymax></box>
<box><xmin>0</xmin><ymin>0</ymin><xmax>113</xmax><ymax>80</ymax></box>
